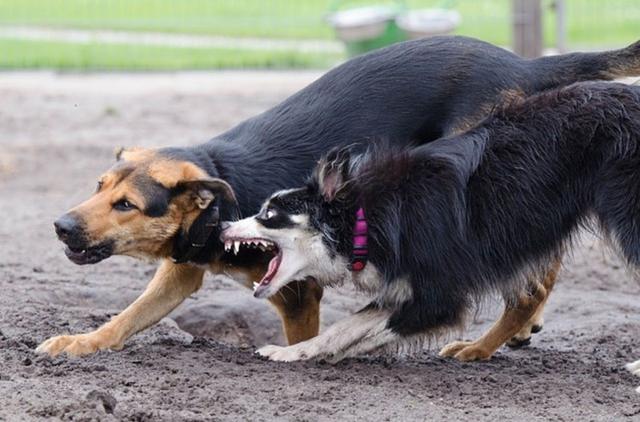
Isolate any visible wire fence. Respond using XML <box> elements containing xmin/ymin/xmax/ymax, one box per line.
<box><xmin>0</xmin><ymin>0</ymin><xmax>637</xmax><ymax>70</ymax></box>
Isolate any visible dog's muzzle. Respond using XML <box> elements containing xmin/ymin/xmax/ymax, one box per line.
<box><xmin>54</xmin><ymin>213</ymin><xmax>113</xmax><ymax>265</ymax></box>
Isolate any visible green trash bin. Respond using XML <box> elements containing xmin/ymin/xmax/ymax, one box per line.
<box><xmin>326</xmin><ymin>2</ymin><xmax>408</xmax><ymax>57</ymax></box>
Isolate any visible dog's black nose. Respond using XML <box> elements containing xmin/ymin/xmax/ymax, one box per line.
<box><xmin>54</xmin><ymin>214</ymin><xmax>79</xmax><ymax>241</ymax></box>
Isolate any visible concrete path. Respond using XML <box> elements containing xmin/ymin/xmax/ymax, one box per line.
<box><xmin>0</xmin><ymin>24</ymin><xmax>344</xmax><ymax>53</ymax></box>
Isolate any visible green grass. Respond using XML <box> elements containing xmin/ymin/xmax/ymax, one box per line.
<box><xmin>0</xmin><ymin>38</ymin><xmax>342</xmax><ymax>70</ymax></box>
<box><xmin>0</xmin><ymin>0</ymin><xmax>638</xmax><ymax>45</ymax></box>
<box><xmin>0</xmin><ymin>0</ymin><xmax>638</xmax><ymax>70</ymax></box>
<box><xmin>0</xmin><ymin>0</ymin><xmax>336</xmax><ymax>39</ymax></box>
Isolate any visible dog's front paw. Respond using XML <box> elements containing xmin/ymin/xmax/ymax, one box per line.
<box><xmin>36</xmin><ymin>331</ymin><xmax>121</xmax><ymax>357</ymax></box>
<box><xmin>626</xmin><ymin>360</ymin><xmax>640</xmax><ymax>393</ymax></box>
<box><xmin>626</xmin><ymin>360</ymin><xmax>640</xmax><ymax>375</ymax></box>
<box><xmin>256</xmin><ymin>344</ymin><xmax>310</xmax><ymax>362</ymax></box>
<box><xmin>439</xmin><ymin>340</ymin><xmax>493</xmax><ymax>362</ymax></box>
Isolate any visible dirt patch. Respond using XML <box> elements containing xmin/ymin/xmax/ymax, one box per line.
<box><xmin>0</xmin><ymin>71</ymin><xmax>638</xmax><ymax>421</ymax></box>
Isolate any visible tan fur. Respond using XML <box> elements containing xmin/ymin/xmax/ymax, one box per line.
<box><xmin>72</xmin><ymin>170</ymin><xmax>183</xmax><ymax>259</ymax></box>
<box><xmin>447</xmin><ymin>90</ymin><xmax>524</xmax><ymax>136</ymax></box>
<box><xmin>507</xmin><ymin>260</ymin><xmax>559</xmax><ymax>346</ymax></box>
<box><xmin>116</xmin><ymin>146</ymin><xmax>156</xmax><ymax>162</ymax></box>
<box><xmin>37</xmin><ymin>151</ymin><xmax>321</xmax><ymax>357</ymax></box>
<box><xmin>222</xmin><ymin>262</ymin><xmax>322</xmax><ymax>345</ymax></box>
<box><xmin>439</xmin><ymin>259</ymin><xmax>561</xmax><ymax>361</ymax></box>
<box><xmin>147</xmin><ymin>160</ymin><xmax>209</xmax><ymax>189</ymax></box>
<box><xmin>269</xmin><ymin>279</ymin><xmax>323</xmax><ymax>345</ymax></box>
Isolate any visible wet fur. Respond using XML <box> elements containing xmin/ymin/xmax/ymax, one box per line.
<box><xmin>242</xmin><ymin>82</ymin><xmax>640</xmax><ymax>361</ymax></box>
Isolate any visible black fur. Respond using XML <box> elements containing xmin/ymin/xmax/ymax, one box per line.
<box><xmin>299</xmin><ymin>81</ymin><xmax>640</xmax><ymax>337</ymax></box>
<box><xmin>132</xmin><ymin>174</ymin><xmax>172</xmax><ymax>218</ymax></box>
<box><xmin>256</xmin><ymin>199</ymin><xmax>299</xmax><ymax>230</ymax></box>
<box><xmin>163</xmin><ymin>36</ymin><xmax>640</xmax><ymax>264</ymax></box>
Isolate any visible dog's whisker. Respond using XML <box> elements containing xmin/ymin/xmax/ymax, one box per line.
<box><xmin>277</xmin><ymin>290</ymin><xmax>289</xmax><ymax>305</ymax></box>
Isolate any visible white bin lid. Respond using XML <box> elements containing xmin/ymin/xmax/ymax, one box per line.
<box><xmin>396</xmin><ymin>9</ymin><xmax>461</xmax><ymax>34</ymax></box>
<box><xmin>327</xmin><ymin>6</ymin><xmax>398</xmax><ymax>29</ymax></box>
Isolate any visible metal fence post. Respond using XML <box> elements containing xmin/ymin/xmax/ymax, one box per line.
<box><xmin>512</xmin><ymin>0</ymin><xmax>543</xmax><ymax>58</ymax></box>
<box><xmin>554</xmin><ymin>0</ymin><xmax>567</xmax><ymax>53</ymax></box>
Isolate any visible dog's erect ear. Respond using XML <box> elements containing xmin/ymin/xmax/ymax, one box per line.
<box><xmin>317</xmin><ymin>148</ymin><xmax>351</xmax><ymax>202</ymax></box>
<box><xmin>114</xmin><ymin>146</ymin><xmax>126</xmax><ymax>161</ymax></box>
<box><xmin>115</xmin><ymin>147</ymin><xmax>153</xmax><ymax>162</ymax></box>
<box><xmin>177</xmin><ymin>178</ymin><xmax>240</xmax><ymax>219</ymax></box>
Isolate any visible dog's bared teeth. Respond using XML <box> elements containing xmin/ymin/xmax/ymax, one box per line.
<box><xmin>224</xmin><ymin>240</ymin><xmax>232</xmax><ymax>252</ymax></box>
<box><xmin>233</xmin><ymin>241</ymin><xmax>240</xmax><ymax>254</ymax></box>
<box><xmin>258</xmin><ymin>244</ymin><xmax>266</xmax><ymax>251</ymax></box>
<box><xmin>253</xmin><ymin>281</ymin><xmax>259</xmax><ymax>290</ymax></box>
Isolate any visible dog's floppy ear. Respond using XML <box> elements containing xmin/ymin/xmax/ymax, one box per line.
<box><xmin>177</xmin><ymin>178</ymin><xmax>240</xmax><ymax>219</ymax></box>
<box><xmin>316</xmin><ymin>147</ymin><xmax>351</xmax><ymax>202</ymax></box>
<box><xmin>171</xmin><ymin>177</ymin><xmax>240</xmax><ymax>264</ymax></box>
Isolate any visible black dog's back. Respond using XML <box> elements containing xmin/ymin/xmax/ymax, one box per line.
<box><xmin>225</xmin><ymin>36</ymin><xmax>640</xmax><ymax>149</ymax></box>
<box><xmin>210</xmin><ymin>36</ymin><xmax>640</xmax><ymax>215</ymax></box>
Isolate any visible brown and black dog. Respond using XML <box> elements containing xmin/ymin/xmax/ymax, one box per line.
<box><xmin>36</xmin><ymin>36</ymin><xmax>640</xmax><ymax>358</ymax></box>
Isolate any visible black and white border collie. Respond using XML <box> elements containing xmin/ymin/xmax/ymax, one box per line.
<box><xmin>223</xmin><ymin>82</ymin><xmax>640</xmax><ymax>381</ymax></box>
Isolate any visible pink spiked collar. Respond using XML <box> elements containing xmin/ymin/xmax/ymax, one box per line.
<box><xmin>350</xmin><ymin>207</ymin><xmax>368</xmax><ymax>272</ymax></box>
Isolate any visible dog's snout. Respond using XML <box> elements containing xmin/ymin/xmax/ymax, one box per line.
<box><xmin>54</xmin><ymin>214</ymin><xmax>80</xmax><ymax>241</ymax></box>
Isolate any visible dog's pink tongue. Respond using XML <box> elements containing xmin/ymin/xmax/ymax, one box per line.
<box><xmin>265</xmin><ymin>257</ymin><xmax>279</xmax><ymax>282</ymax></box>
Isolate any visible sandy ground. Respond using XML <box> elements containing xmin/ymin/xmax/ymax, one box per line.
<box><xmin>0</xmin><ymin>71</ymin><xmax>639</xmax><ymax>421</ymax></box>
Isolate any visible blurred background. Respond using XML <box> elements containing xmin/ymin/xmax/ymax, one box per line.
<box><xmin>0</xmin><ymin>0</ymin><xmax>638</xmax><ymax>71</ymax></box>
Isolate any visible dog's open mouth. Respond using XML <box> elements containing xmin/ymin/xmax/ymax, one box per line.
<box><xmin>64</xmin><ymin>242</ymin><xmax>113</xmax><ymax>265</ymax></box>
<box><xmin>223</xmin><ymin>237</ymin><xmax>281</xmax><ymax>296</ymax></box>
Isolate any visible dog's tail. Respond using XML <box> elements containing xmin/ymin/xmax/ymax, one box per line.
<box><xmin>531</xmin><ymin>39</ymin><xmax>640</xmax><ymax>91</ymax></box>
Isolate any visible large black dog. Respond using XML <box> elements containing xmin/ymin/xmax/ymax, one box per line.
<box><xmin>223</xmin><ymin>81</ymin><xmax>640</xmax><ymax>366</ymax></box>
<box><xmin>40</xmin><ymin>36</ymin><xmax>640</xmax><ymax>358</ymax></box>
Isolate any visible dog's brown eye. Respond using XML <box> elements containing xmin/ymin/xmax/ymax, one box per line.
<box><xmin>113</xmin><ymin>199</ymin><xmax>137</xmax><ymax>211</ymax></box>
<box><xmin>96</xmin><ymin>180</ymin><xmax>104</xmax><ymax>192</ymax></box>
<box><xmin>262</xmin><ymin>208</ymin><xmax>276</xmax><ymax>220</ymax></box>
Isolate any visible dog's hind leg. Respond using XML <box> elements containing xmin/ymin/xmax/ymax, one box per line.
<box><xmin>439</xmin><ymin>259</ymin><xmax>560</xmax><ymax>361</ymax></box>
<box><xmin>507</xmin><ymin>258</ymin><xmax>561</xmax><ymax>348</ymax></box>
<box><xmin>625</xmin><ymin>360</ymin><xmax>640</xmax><ymax>393</ymax></box>
<box><xmin>36</xmin><ymin>260</ymin><xmax>204</xmax><ymax>357</ymax></box>
<box><xmin>268</xmin><ymin>279</ymin><xmax>323</xmax><ymax>345</ymax></box>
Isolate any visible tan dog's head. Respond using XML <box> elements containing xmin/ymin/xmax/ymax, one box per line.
<box><xmin>54</xmin><ymin>147</ymin><xmax>238</xmax><ymax>265</ymax></box>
